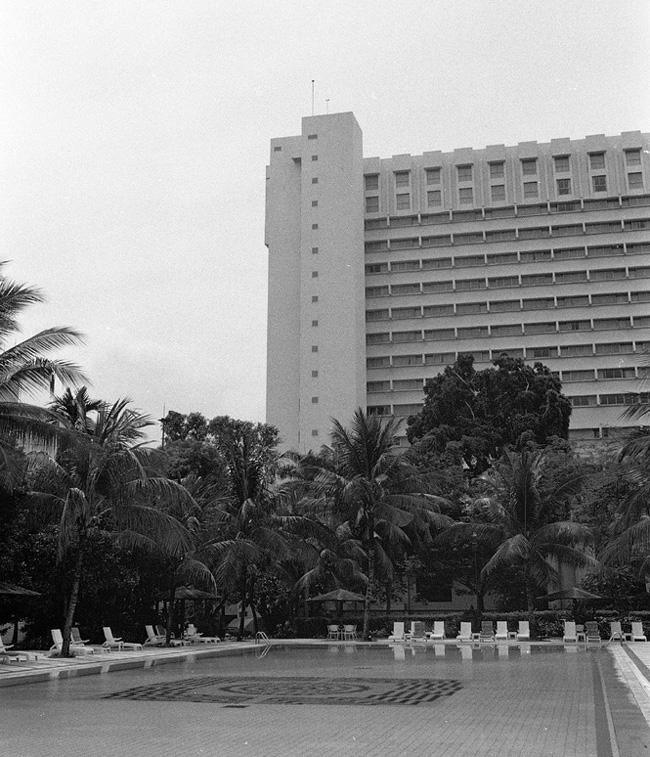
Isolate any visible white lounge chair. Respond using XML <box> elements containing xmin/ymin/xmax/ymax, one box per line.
<box><xmin>71</xmin><ymin>627</ymin><xmax>89</xmax><ymax>645</ymax></box>
<box><xmin>609</xmin><ymin>621</ymin><xmax>624</xmax><ymax>642</ymax></box>
<box><xmin>516</xmin><ymin>621</ymin><xmax>530</xmax><ymax>641</ymax></box>
<box><xmin>456</xmin><ymin>622</ymin><xmax>474</xmax><ymax>642</ymax></box>
<box><xmin>144</xmin><ymin>625</ymin><xmax>166</xmax><ymax>646</ymax></box>
<box><xmin>103</xmin><ymin>627</ymin><xmax>143</xmax><ymax>651</ymax></box>
<box><xmin>388</xmin><ymin>621</ymin><xmax>405</xmax><ymax>641</ymax></box>
<box><xmin>495</xmin><ymin>621</ymin><xmax>509</xmax><ymax>641</ymax></box>
<box><xmin>0</xmin><ymin>639</ymin><xmax>31</xmax><ymax>662</ymax></box>
<box><xmin>630</xmin><ymin>622</ymin><xmax>647</xmax><ymax>642</ymax></box>
<box><xmin>50</xmin><ymin>628</ymin><xmax>94</xmax><ymax>655</ymax></box>
<box><xmin>184</xmin><ymin>624</ymin><xmax>220</xmax><ymax>644</ymax></box>
<box><xmin>563</xmin><ymin>621</ymin><xmax>578</xmax><ymax>643</ymax></box>
<box><xmin>409</xmin><ymin>621</ymin><xmax>426</xmax><ymax>642</ymax></box>
<box><xmin>428</xmin><ymin>621</ymin><xmax>445</xmax><ymax>640</ymax></box>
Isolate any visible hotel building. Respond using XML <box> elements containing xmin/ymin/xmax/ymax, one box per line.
<box><xmin>265</xmin><ymin>113</ymin><xmax>650</xmax><ymax>452</ymax></box>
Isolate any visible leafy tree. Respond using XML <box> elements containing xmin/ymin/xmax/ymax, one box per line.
<box><xmin>310</xmin><ymin>409</ymin><xmax>453</xmax><ymax>637</ymax></box>
<box><xmin>27</xmin><ymin>399</ymin><xmax>193</xmax><ymax>656</ymax></box>
<box><xmin>476</xmin><ymin>448</ymin><xmax>595</xmax><ymax>610</ymax></box>
<box><xmin>406</xmin><ymin>354</ymin><xmax>572</xmax><ymax>475</ymax></box>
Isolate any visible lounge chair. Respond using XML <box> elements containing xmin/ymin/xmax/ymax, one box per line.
<box><xmin>184</xmin><ymin>624</ymin><xmax>220</xmax><ymax>644</ymax></box>
<box><xmin>388</xmin><ymin>621</ymin><xmax>406</xmax><ymax>641</ymax></box>
<box><xmin>563</xmin><ymin>621</ymin><xmax>578</xmax><ymax>643</ymax></box>
<box><xmin>495</xmin><ymin>621</ymin><xmax>509</xmax><ymax>641</ymax></box>
<box><xmin>456</xmin><ymin>622</ymin><xmax>474</xmax><ymax>642</ymax></box>
<box><xmin>408</xmin><ymin>621</ymin><xmax>426</xmax><ymax>642</ymax></box>
<box><xmin>50</xmin><ymin>628</ymin><xmax>94</xmax><ymax>655</ymax></box>
<box><xmin>342</xmin><ymin>624</ymin><xmax>358</xmax><ymax>641</ymax></box>
<box><xmin>630</xmin><ymin>622</ymin><xmax>647</xmax><ymax>642</ymax></box>
<box><xmin>516</xmin><ymin>621</ymin><xmax>530</xmax><ymax>641</ymax></box>
<box><xmin>584</xmin><ymin>621</ymin><xmax>601</xmax><ymax>645</ymax></box>
<box><xmin>609</xmin><ymin>621</ymin><xmax>624</xmax><ymax>642</ymax></box>
<box><xmin>102</xmin><ymin>627</ymin><xmax>143</xmax><ymax>651</ymax></box>
<box><xmin>479</xmin><ymin>621</ymin><xmax>495</xmax><ymax>643</ymax></box>
<box><xmin>71</xmin><ymin>627</ymin><xmax>89</xmax><ymax>645</ymax></box>
<box><xmin>0</xmin><ymin>639</ymin><xmax>30</xmax><ymax>662</ymax></box>
<box><xmin>327</xmin><ymin>624</ymin><xmax>340</xmax><ymax>640</ymax></box>
<box><xmin>428</xmin><ymin>621</ymin><xmax>445</xmax><ymax>640</ymax></box>
<box><xmin>144</xmin><ymin>625</ymin><xmax>166</xmax><ymax>646</ymax></box>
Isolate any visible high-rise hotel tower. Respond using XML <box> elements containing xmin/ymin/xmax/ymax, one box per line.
<box><xmin>265</xmin><ymin>113</ymin><xmax>650</xmax><ymax>452</ymax></box>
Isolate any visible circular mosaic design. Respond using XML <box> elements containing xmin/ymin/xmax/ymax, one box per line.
<box><xmin>220</xmin><ymin>679</ymin><xmax>369</xmax><ymax>697</ymax></box>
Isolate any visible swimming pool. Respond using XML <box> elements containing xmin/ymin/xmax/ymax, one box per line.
<box><xmin>2</xmin><ymin>642</ymin><xmax>649</xmax><ymax>756</ymax></box>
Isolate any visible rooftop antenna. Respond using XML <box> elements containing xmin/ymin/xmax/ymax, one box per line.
<box><xmin>325</xmin><ymin>98</ymin><xmax>330</xmax><ymax>114</ymax></box>
<box><xmin>311</xmin><ymin>80</ymin><xmax>315</xmax><ymax>115</ymax></box>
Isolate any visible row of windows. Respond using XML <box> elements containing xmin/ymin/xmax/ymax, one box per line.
<box><xmin>364</xmin><ymin>150</ymin><xmax>643</xmax><ymax>191</ymax></box>
<box><xmin>366</xmin><ymin>342</ymin><xmax>648</xmax><ymax>370</ymax></box>
<box><xmin>571</xmin><ymin>392</ymin><xmax>650</xmax><ymax>408</ymax></box>
<box><xmin>365</xmin><ymin>267</ymin><xmax>650</xmax><ymax>297</ymax></box>
<box><xmin>367</xmin><ymin>367</ymin><xmax>648</xmax><ymax>393</ymax></box>
<box><xmin>364</xmin><ymin>194</ymin><xmax>650</xmax><ymax>229</ymax></box>
<box><xmin>365</xmin><ymin>316</ymin><xmax>650</xmax><ymax>344</ymax></box>
<box><xmin>364</xmin><ymin>219</ymin><xmax>650</xmax><ymax>252</ymax></box>
<box><xmin>365</xmin><ymin>291</ymin><xmax>650</xmax><ymax>321</ymax></box>
<box><xmin>365</xmin><ymin>243</ymin><xmax>648</xmax><ymax>271</ymax></box>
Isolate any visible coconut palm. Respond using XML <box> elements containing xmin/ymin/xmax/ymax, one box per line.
<box><xmin>49</xmin><ymin>387</ymin><xmax>102</xmax><ymax>434</ymax></box>
<box><xmin>0</xmin><ymin>270</ymin><xmax>85</xmax><ymax>483</ymax></box>
<box><xmin>310</xmin><ymin>409</ymin><xmax>453</xmax><ymax>637</ymax></box>
<box><xmin>27</xmin><ymin>398</ymin><xmax>194</xmax><ymax>656</ymax></box>
<box><xmin>477</xmin><ymin>448</ymin><xmax>595</xmax><ymax>610</ymax></box>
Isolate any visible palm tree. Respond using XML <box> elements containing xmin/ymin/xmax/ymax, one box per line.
<box><xmin>311</xmin><ymin>409</ymin><xmax>453</xmax><ymax>637</ymax></box>
<box><xmin>477</xmin><ymin>448</ymin><xmax>595</xmax><ymax>610</ymax></box>
<box><xmin>0</xmin><ymin>270</ymin><xmax>85</xmax><ymax>481</ymax></box>
<box><xmin>50</xmin><ymin>387</ymin><xmax>102</xmax><ymax>434</ymax></box>
<box><xmin>27</xmin><ymin>398</ymin><xmax>194</xmax><ymax>656</ymax></box>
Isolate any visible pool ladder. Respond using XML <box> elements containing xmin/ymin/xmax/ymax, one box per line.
<box><xmin>255</xmin><ymin>631</ymin><xmax>270</xmax><ymax>645</ymax></box>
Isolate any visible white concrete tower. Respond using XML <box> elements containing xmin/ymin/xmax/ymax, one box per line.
<box><xmin>265</xmin><ymin>113</ymin><xmax>366</xmax><ymax>451</ymax></box>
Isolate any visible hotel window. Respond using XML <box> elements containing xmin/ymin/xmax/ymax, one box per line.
<box><xmin>557</xmin><ymin>178</ymin><xmax>572</xmax><ymax>195</ymax></box>
<box><xmin>311</xmin><ymin>345</ymin><xmax>318</xmax><ymax>352</ymax></box>
<box><xmin>525</xmin><ymin>322</ymin><xmax>556</xmax><ymax>334</ymax></box>
<box><xmin>572</xmin><ymin>395</ymin><xmax>597</xmax><ymax>407</ymax></box>
<box><xmin>393</xmin><ymin>331</ymin><xmax>421</xmax><ymax>343</ymax></box>
<box><xmin>365</xmin><ymin>309</ymin><xmax>389</xmax><ymax>321</ymax></box>
<box><xmin>391</xmin><ymin>283</ymin><xmax>421</xmax><ymax>295</ymax></box>
<box><xmin>528</xmin><ymin>346</ymin><xmax>556</xmax><ymax>358</ymax></box>
<box><xmin>630</xmin><ymin>266</ymin><xmax>650</xmax><ymax>278</ymax></box>
<box><xmin>520</xmin><ymin>250</ymin><xmax>552</xmax><ymax>263</ymax></box>
<box><xmin>391</xmin><ymin>260</ymin><xmax>419</xmax><ymax>272</ymax></box>
<box><xmin>456</xmin><ymin>301</ymin><xmax>488</xmax><ymax>315</ymax></box>
<box><xmin>521</xmin><ymin>273</ymin><xmax>553</xmax><ymax>286</ymax></box>
<box><xmin>393</xmin><ymin>379</ymin><xmax>423</xmax><ymax>391</ymax></box>
<box><xmin>311</xmin><ymin>200</ymin><xmax>318</xmax><ymax>207</ymax></box>
<box><xmin>628</xmin><ymin>172</ymin><xmax>644</xmax><ymax>190</ymax></box>
<box><xmin>562</xmin><ymin>343</ymin><xmax>593</xmax><ymax>356</ymax></box>
<box><xmin>396</xmin><ymin>193</ymin><xmax>411</xmax><ymax>210</ymax></box>
<box><xmin>455</xmin><ymin>255</ymin><xmax>484</xmax><ymax>267</ymax></box>
<box><xmin>590</xmin><ymin>268</ymin><xmax>626</xmax><ymax>281</ymax></box>
<box><xmin>523</xmin><ymin>181</ymin><xmax>538</xmax><ymax>198</ymax></box>
<box><xmin>553</xmin><ymin>247</ymin><xmax>584</xmax><ymax>261</ymax></box>
<box><xmin>307</xmin><ymin>134</ymin><xmax>318</xmax><ymax>140</ymax></box>
<box><xmin>592</xmin><ymin>293</ymin><xmax>628</xmax><ymax>305</ymax></box>
<box><xmin>491</xmin><ymin>184</ymin><xmax>505</xmax><ymax>202</ymax></box>
<box><xmin>366</xmin><ymin>333</ymin><xmax>390</xmax><ymax>345</ymax></box>
<box><xmin>311</xmin><ymin>155</ymin><xmax>318</xmax><ymax>161</ymax></box>
<box><xmin>425</xmin><ymin>167</ymin><xmax>441</xmax><ymax>184</ymax></box>
<box><xmin>311</xmin><ymin>370</ymin><xmax>318</xmax><ymax>377</ymax></box>
<box><xmin>555</xmin><ymin>271</ymin><xmax>587</xmax><ymax>284</ymax></box>
<box><xmin>367</xmin><ymin>381</ymin><xmax>390</xmax><ymax>393</ymax></box>
<box><xmin>311</xmin><ymin>271</ymin><xmax>318</xmax><ymax>278</ymax></box>
<box><xmin>554</xmin><ymin>155</ymin><xmax>570</xmax><ymax>173</ymax></box>
<box><xmin>312</xmin><ymin>295</ymin><xmax>318</xmax><ymax>302</ymax></box>
<box><xmin>424</xmin><ymin>328</ymin><xmax>455</xmax><ymax>340</ymax></box>
<box><xmin>491</xmin><ymin>324</ymin><xmax>522</xmax><ymax>337</ymax></box>
<box><xmin>557</xmin><ymin>295</ymin><xmax>589</xmax><ymax>307</ymax></box>
<box><xmin>457</xmin><ymin>165</ymin><xmax>473</xmax><ymax>182</ymax></box>
<box><xmin>423</xmin><ymin>280</ymin><xmax>453</xmax><ymax>293</ymax></box>
<box><xmin>393</xmin><ymin>354</ymin><xmax>422</xmax><ymax>367</ymax></box>
<box><xmin>311</xmin><ymin>430</ymin><xmax>318</xmax><ymax>437</ymax></box>
<box><xmin>563</xmin><ymin>370</ymin><xmax>594</xmax><ymax>382</ymax></box>
<box><xmin>427</xmin><ymin>190</ymin><xmax>442</xmax><ymax>207</ymax></box>
<box><xmin>425</xmin><ymin>352</ymin><xmax>455</xmax><ymax>364</ymax></box>
<box><xmin>592</xmin><ymin>175</ymin><xmax>607</xmax><ymax>193</ymax></box>
<box><xmin>273</xmin><ymin>145</ymin><xmax>282</xmax><ymax>152</ymax></box>
<box><xmin>521</xmin><ymin>158</ymin><xmax>537</xmax><ymax>175</ymax></box>
<box><xmin>625</xmin><ymin>149</ymin><xmax>642</xmax><ymax>166</ymax></box>
<box><xmin>490</xmin><ymin>299</ymin><xmax>520</xmax><ymax>312</ymax></box>
<box><xmin>598</xmin><ymin>367</ymin><xmax>636</xmax><ymax>380</ymax></box>
<box><xmin>523</xmin><ymin>297</ymin><xmax>554</xmax><ymax>310</ymax></box>
<box><xmin>595</xmin><ymin>342</ymin><xmax>632</xmax><ymax>355</ymax></box>
<box><xmin>312</xmin><ymin>247</ymin><xmax>319</xmax><ymax>254</ymax></box>
<box><xmin>589</xmin><ymin>152</ymin><xmax>605</xmax><ymax>170</ymax></box>
<box><xmin>366</xmin><ymin>196</ymin><xmax>379</xmax><ymax>213</ymax></box>
<box><xmin>631</xmin><ymin>291</ymin><xmax>650</xmax><ymax>302</ymax></box>
<box><xmin>311</xmin><ymin>396</ymin><xmax>318</xmax><ymax>403</ymax></box>
<box><xmin>422</xmin><ymin>257</ymin><xmax>452</xmax><ymax>269</ymax></box>
<box><xmin>367</xmin><ymin>356</ymin><xmax>390</xmax><ymax>368</ymax></box>
<box><xmin>312</xmin><ymin>177</ymin><xmax>318</xmax><ymax>184</ymax></box>
<box><xmin>489</xmin><ymin>162</ymin><xmax>505</xmax><ymax>179</ymax></box>
<box><xmin>311</xmin><ymin>320</ymin><xmax>318</xmax><ymax>327</ymax></box>
<box><xmin>559</xmin><ymin>320</ymin><xmax>590</xmax><ymax>332</ymax></box>
<box><xmin>394</xmin><ymin>171</ymin><xmax>410</xmax><ymax>187</ymax></box>
<box><xmin>392</xmin><ymin>307</ymin><xmax>421</xmax><ymax>319</ymax></box>
<box><xmin>458</xmin><ymin>326</ymin><xmax>489</xmax><ymax>339</ymax></box>
<box><xmin>488</xmin><ymin>252</ymin><xmax>518</xmax><ymax>264</ymax></box>
<box><xmin>594</xmin><ymin>317</ymin><xmax>630</xmax><ymax>330</ymax></box>
<box><xmin>488</xmin><ymin>275</ymin><xmax>519</xmax><ymax>288</ymax></box>
<box><xmin>366</xmin><ymin>286</ymin><xmax>389</xmax><ymax>297</ymax></box>
<box><xmin>456</xmin><ymin>278</ymin><xmax>487</xmax><ymax>291</ymax></box>
<box><xmin>365</xmin><ymin>174</ymin><xmax>379</xmax><ymax>190</ymax></box>
<box><xmin>458</xmin><ymin>188</ymin><xmax>473</xmax><ymax>205</ymax></box>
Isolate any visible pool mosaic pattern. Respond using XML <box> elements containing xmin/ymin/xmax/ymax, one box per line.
<box><xmin>106</xmin><ymin>673</ymin><xmax>463</xmax><ymax>706</ymax></box>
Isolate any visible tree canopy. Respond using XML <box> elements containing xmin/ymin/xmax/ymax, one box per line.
<box><xmin>406</xmin><ymin>354</ymin><xmax>572</xmax><ymax>474</ymax></box>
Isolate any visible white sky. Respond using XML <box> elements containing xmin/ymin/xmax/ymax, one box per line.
<box><xmin>2</xmin><ymin>0</ymin><xmax>650</xmax><ymax>435</ymax></box>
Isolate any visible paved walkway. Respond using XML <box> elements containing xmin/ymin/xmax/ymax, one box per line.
<box><xmin>2</xmin><ymin>639</ymin><xmax>650</xmax><ymax>756</ymax></box>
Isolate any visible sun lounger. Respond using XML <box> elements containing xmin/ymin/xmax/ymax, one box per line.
<box><xmin>102</xmin><ymin>627</ymin><xmax>143</xmax><ymax>651</ymax></box>
<box><xmin>0</xmin><ymin>639</ymin><xmax>31</xmax><ymax>662</ymax></box>
<box><xmin>184</xmin><ymin>624</ymin><xmax>220</xmax><ymax>644</ymax></box>
<box><xmin>609</xmin><ymin>621</ymin><xmax>624</xmax><ymax>642</ymax></box>
<box><xmin>479</xmin><ymin>621</ymin><xmax>496</xmax><ymax>643</ymax></box>
<box><xmin>516</xmin><ymin>621</ymin><xmax>530</xmax><ymax>641</ymax></box>
<box><xmin>144</xmin><ymin>625</ymin><xmax>166</xmax><ymax>646</ymax></box>
<box><xmin>456</xmin><ymin>622</ymin><xmax>474</xmax><ymax>642</ymax></box>
<box><xmin>71</xmin><ymin>627</ymin><xmax>89</xmax><ymax>645</ymax></box>
<box><xmin>428</xmin><ymin>621</ymin><xmax>445</xmax><ymax>640</ymax></box>
<box><xmin>495</xmin><ymin>621</ymin><xmax>509</xmax><ymax>641</ymax></box>
<box><xmin>50</xmin><ymin>628</ymin><xmax>94</xmax><ymax>655</ymax></box>
<box><xmin>409</xmin><ymin>621</ymin><xmax>426</xmax><ymax>642</ymax></box>
<box><xmin>630</xmin><ymin>622</ymin><xmax>647</xmax><ymax>642</ymax></box>
<box><xmin>563</xmin><ymin>621</ymin><xmax>578</xmax><ymax>643</ymax></box>
<box><xmin>584</xmin><ymin>621</ymin><xmax>601</xmax><ymax>645</ymax></box>
<box><xmin>388</xmin><ymin>621</ymin><xmax>405</xmax><ymax>641</ymax></box>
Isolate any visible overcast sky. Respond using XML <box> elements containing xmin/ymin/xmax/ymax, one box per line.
<box><xmin>2</xmin><ymin>0</ymin><xmax>649</xmax><ymax>438</ymax></box>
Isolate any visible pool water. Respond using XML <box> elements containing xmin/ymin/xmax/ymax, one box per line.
<box><xmin>2</xmin><ymin>643</ymin><xmax>649</xmax><ymax>756</ymax></box>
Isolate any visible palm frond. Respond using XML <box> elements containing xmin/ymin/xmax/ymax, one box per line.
<box><xmin>481</xmin><ymin>533</ymin><xmax>530</xmax><ymax>578</ymax></box>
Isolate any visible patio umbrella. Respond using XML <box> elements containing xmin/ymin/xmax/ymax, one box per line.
<box><xmin>307</xmin><ymin>589</ymin><xmax>366</xmax><ymax>602</ymax></box>
<box><xmin>537</xmin><ymin>587</ymin><xmax>602</xmax><ymax>616</ymax></box>
<box><xmin>0</xmin><ymin>582</ymin><xmax>40</xmax><ymax>597</ymax></box>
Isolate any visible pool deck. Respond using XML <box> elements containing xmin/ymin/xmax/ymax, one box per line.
<box><xmin>2</xmin><ymin>638</ymin><xmax>650</xmax><ymax>756</ymax></box>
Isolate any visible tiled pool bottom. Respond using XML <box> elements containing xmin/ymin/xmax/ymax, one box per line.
<box><xmin>2</xmin><ymin>644</ymin><xmax>649</xmax><ymax>756</ymax></box>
